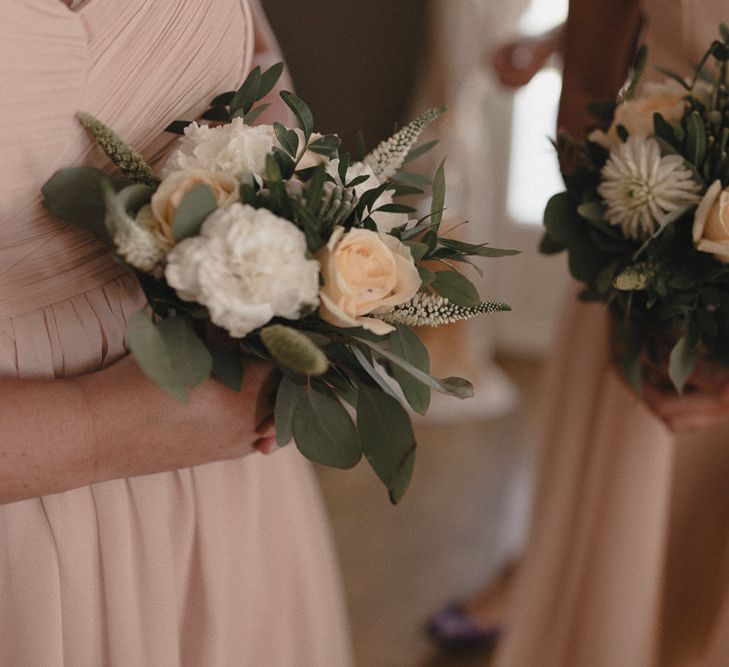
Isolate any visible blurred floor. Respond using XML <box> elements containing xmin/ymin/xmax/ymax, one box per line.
<box><xmin>317</xmin><ymin>355</ymin><xmax>544</xmax><ymax>667</ymax></box>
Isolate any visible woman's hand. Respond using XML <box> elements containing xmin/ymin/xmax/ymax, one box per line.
<box><xmin>640</xmin><ymin>359</ymin><xmax>729</xmax><ymax>433</ymax></box>
<box><xmin>80</xmin><ymin>355</ymin><xmax>282</xmax><ymax>482</ymax></box>
<box><xmin>488</xmin><ymin>27</ymin><xmax>563</xmax><ymax>89</ymax></box>
<box><xmin>0</xmin><ymin>354</ymin><xmax>281</xmax><ymax>504</ymax></box>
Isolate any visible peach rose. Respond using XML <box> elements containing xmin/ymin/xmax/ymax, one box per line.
<box><xmin>589</xmin><ymin>80</ymin><xmax>693</xmax><ymax>149</ymax></box>
<box><xmin>138</xmin><ymin>169</ymin><xmax>240</xmax><ymax>249</ymax></box>
<box><xmin>317</xmin><ymin>227</ymin><xmax>421</xmax><ymax>335</ymax></box>
<box><xmin>693</xmin><ymin>180</ymin><xmax>729</xmax><ymax>262</ymax></box>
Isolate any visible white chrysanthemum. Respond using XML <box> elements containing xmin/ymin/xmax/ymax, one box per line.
<box><xmin>326</xmin><ymin>159</ymin><xmax>408</xmax><ymax>232</ymax></box>
<box><xmin>114</xmin><ymin>223</ymin><xmax>166</xmax><ymax>277</ymax></box>
<box><xmin>165</xmin><ymin>203</ymin><xmax>320</xmax><ymax>337</ymax></box>
<box><xmin>598</xmin><ymin>137</ymin><xmax>701</xmax><ymax>240</ymax></box>
<box><xmin>163</xmin><ymin>118</ymin><xmax>277</xmax><ymax>181</ymax></box>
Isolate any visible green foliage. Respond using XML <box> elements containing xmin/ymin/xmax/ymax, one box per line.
<box><xmin>357</xmin><ymin>384</ymin><xmax>416</xmax><ymax>504</ymax></box>
<box><xmin>274</xmin><ymin>374</ymin><xmax>305</xmax><ymax>446</ymax></box>
<box><xmin>211</xmin><ymin>345</ymin><xmax>243</xmax><ymax>392</ymax></box>
<box><xmin>172</xmin><ymin>184</ymin><xmax>217</xmax><ymax>242</ymax></box>
<box><xmin>668</xmin><ymin>335</ymin><xmax>699</xmax><ymax>393</ymax></box>
<box><xmin>388</xmin><ymin>325</ymin><xmax>431</xmax><ymax>415</ymax></box>
<box><xmin>42</xmin><ymin>167</ymin><xmax>129</xmax><ymax>242</ymax></box>
<box><xmin>430</xmin><ymin>159</ymin><xmax>446</xmax><ymax>231</ymax></box>
<box><xmin>280</xmin><ymin>91</ymin><xmax>314</xmax><ymax>139</ymax></box>
<box><xmin>353</xmin><ymin>336</ymin><xmax>474</xmax><ymax>400</ymax></box>
<box><xmin>292</xmin><ymin>385</ymin><xmax>362</xmax><ymax>469</ymax></box>
<box><xmin>431</xmin><ymin>271</ymin><xmax>480</xmax><ymax>307</ymax></box>
<box><xmin>127</xmin><ymin>312</ymin><xmax>212</xmax><ymax>402</ymax></box>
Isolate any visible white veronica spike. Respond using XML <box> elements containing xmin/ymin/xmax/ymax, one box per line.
<box><xmin>362</xmin><ymin>107</ymin><xmax>446</xmax><ymax>181</ymax></box>
<box><xmin>378</xmin><ymin>292</ymin><xmax>509</xmax><ymax>328</ymax></box>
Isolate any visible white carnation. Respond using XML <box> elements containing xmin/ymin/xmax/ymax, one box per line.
<box><xmin>165</xmin><ymin>203</ymin><xmax>320</xmax><ymax>337</ymax></box>
<box><xmin>327</xmin><ymin>159</ymin><xmax>409</xmax><ymax>232</ymax></box>
<box><xmin>163</xmin><ymin>118</ymin><xmax>277</xmax><ymax>181</ymax></box>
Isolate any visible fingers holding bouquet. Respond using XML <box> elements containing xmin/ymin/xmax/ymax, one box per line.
<box><xmin>625</xmin><ymin>343</ymin><xmax>729</xmax><ymax>433</ymax></box>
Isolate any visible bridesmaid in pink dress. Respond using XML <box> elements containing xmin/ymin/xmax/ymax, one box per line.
<box><xmin>496</xmin><ymin>1</ymin><xmax>729</xmax><ymax>666</ymax></box>
<box><xmin>0</xmin><ymin>1</ymin><xmax>352</xmax><ymax>664</ymax></box>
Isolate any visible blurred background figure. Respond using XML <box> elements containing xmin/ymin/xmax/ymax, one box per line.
<box><xmin>265</xmin><ymin>0</ymin><xmax>568</xmax><ymax>664</ymax></box>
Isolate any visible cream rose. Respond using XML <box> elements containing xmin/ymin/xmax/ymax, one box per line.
<box><xmin>590</xmin><ymin>80</ymin><xmax>692</xmax><ymax>149</ymax></box>
<box><xmin>317</xmin><ymin>227</ymin><xmax>421</xmax><ymax>335</ymax></box>
<box><xmin>137</xmin><ymin>169</ymin><xmax>240</xmax><ymax>249</ymax></box>
<box><xmin>693</xmin><ymin>180</ymin><xmax>729</xmax><ymax>262</ymax></box>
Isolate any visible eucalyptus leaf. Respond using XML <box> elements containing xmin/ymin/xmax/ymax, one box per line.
<box><xmin>431</xmin><ymin>159</ymin><xmax>446</xmax><ymax>230</ymax></box>
<box><xmin>230</xmin><ymin>66</ymin><xmax>262</xmax><ymax>114</ymax></box>
<box><xmin>685</xmin><ymin>111</ymin><xmax>707</xmax><ymax>167</ymax></box>
<box><xmin>432</xmin><ymin>271</ymin><xmax>480</xmax><ymax>307</ymax></box>
<box><xmin>393</xmin><ymin>170</ymin><xmax>431</xmax><ymax>186</ymax></box>
<box><xmin>404</xmin><ymin>139</ymin><xmax>439</xmax><ymax>164</ymax></box>
<box><xmin>211</xmin><ymin>346</ymin><xmax>243</xmax><ymax>392</ymax></box>
<box><xmin>274</xmin><ymin>374</ymin><xmax>305</xmax><ymax>446</ymax></box>
<box><xmin>577</xmin><ymin>201</ymin><xmax>606</xmax><ymax>222</ymax></box>
<box><xmin>389</xmin><ymin>326</ymin><xmax>431</xmax><ymax>414</ymax></box>
<box><xmin>353</xmin><ymin>336</ymin><xmax>474</xmax><ymax>399</ymax></box>
<box><xmin>258</xmin><ymin>62</ymin><xmax>285</xmax><ymax>100</ymax></box>
<box><xmin>210</xmin><ymin>91</ymin><xmax>235</xmax><ymax>106</ymax></box>
<box><xmin>201</xmin><ymin>106</ymin><xmax>231</xmax><ymax>122</ymax></box>
<box><xmin>349</xmin><ymin>345</ymin><xmax>400</xmax><ymax>400</ymax></box>
<box><xmin>357</xmin><ymin>384</ymin><xmax>417</xmax><ymax>504</ymax></box>
<box><xmin>280</xmin><ymin>91</ymin><xmax>314</xmax><ymax>138</ymax></box>
<box><xmin>274</xmin><ymin>122</ymin><xmax>299</xmax><ymax>157</ymax></box>
<box><xmin>165</xmin><ymin>120</ymin><xmax>193</xmax><ymax>135</ymax></box>
<box><xmin>438</xmin><ymin>238</ymin><xmax>520</xmax><ymax>257</ymax></box>
<box><xmin>42</xmin><ymin>167</ymin><xmax>129</xmax><ymax>242</ymax></box>
<box><xmin>172</xmin><ymin>183</ymin><xmax>217</xmax><ymax>242</ymax></box>
<box><xmin>127</xmin><ymin>312</ymin><xmax>213</xmax><ymax>402</ymax></box>
<box><xmin>668</xmin><ymin>334</ymin><xmax>699</xmax><ymax>394</ymax></box>
<box><xmin>406</xmin><ymin>241</ymin><xmax>429</xmax><ymax>262</ymax></box>
<box><xmin>292</xmin><ymin>386</ymin><xmax>362</xmax><ymax>468</ymax></box>
<box><xmin>243</xmin><ymin>103</ymin><xmax>271</xmax><ymax>125</ymax></box>
<box><xmin>418</xmin><ymin>267</ymin><xmax>436</xmax><ymax>285</ymax></box>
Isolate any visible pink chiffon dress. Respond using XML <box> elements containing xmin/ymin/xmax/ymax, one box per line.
<box><xmin>0</xmin><ymin>2</ymin><xmax>352</xmax><ymax>664</ymax></box>
<box><xmin>497</xmin><ymin>2</ymin><xmax>729</xmax><ymax>666</ymax></box>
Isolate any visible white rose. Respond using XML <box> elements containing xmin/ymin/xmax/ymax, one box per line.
<box><xmin>163</xmin><ymin>118</ymin><xmax>277</xmax><ymax>181</ymax></box>
<box><xmin>693</xmin><ymin>180</ymin><xmax>729</xmax><ymax>262</ymax></box>
<box><xmin>137</xmin><ymin>169</ymin><xmax>240</xmax><ymax>250</ymax></box>
<box><xmin>317</xmin><ymin>226</ymin><xmax>421</xmax><ymax>335</ymax></box>
<box><xmin>165</xmin><ymin>203</ymin><xmax>320</xmax><ymax>337</ymax></box>
<box><xmin>327</xmin><ymin>159</ymin><xmax>409</xmax><ymax>232</ymax></box>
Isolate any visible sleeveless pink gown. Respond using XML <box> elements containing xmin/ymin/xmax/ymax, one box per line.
<box><xmin>497</xmin><ymin>2</ymin><xmax>729</xmax><ymax>666</ymax></box>
<box><xmin>0</xmin><ymin>2</ymin><xmax>351</xmax><ymax>665</ymax></box>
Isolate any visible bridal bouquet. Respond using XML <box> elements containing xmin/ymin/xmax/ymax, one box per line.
<box><xmin>542</xmin><ymin>27</ymin><xmax>729</xmax><ymax>393</ymax></box>
<box><xmin>43</xmin><ymin>63</ymin><xmax>516</xmax><ymax>502</ymax></box>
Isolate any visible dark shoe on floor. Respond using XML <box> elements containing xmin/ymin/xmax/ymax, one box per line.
<box><xmin>425</xmin><ymin>602</ymin><xmax>502</xmax><ymax>651</ymax></box>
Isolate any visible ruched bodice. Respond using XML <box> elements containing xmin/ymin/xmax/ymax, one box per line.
<box><xmin>0</xmin><ymin>3</ymin><xmax>352</xmax><ymax>664</ymax></box>
<box><xmin>1</xmin><ymin>0</ymin><xmax>253</xmax><ymax>320</ymax></box>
